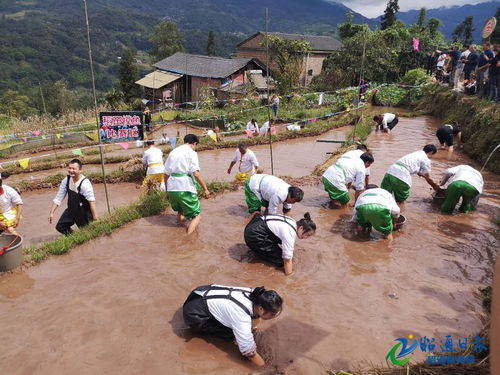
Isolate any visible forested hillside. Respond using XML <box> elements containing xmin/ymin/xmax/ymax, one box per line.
<box><xmin>0</xmin><ymin>0</ymin><xmax>371</xmax><ymax>94</ymax></box>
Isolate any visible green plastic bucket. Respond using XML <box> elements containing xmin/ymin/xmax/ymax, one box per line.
<box><xmin>0</xmin><ymin>234</ymin><xmax>23</xmax><ymax>272</ymax></box>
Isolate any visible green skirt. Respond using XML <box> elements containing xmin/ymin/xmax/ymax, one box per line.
<box><xmin>322</xmin><ymin>176</ymin><xmax>350</xmax><ymax>204</ymax></box>
<box><xmin>441</xmin><ymin>180</ymin><xmax>479</xmax><ymax>214</ymax></box>
<box><xmin>168</xmin><ymin>191</ymin><xmax>201</xmax><ymax>219</ymax></box>
<box><xmin>356</xmin><ymin>203</ymin><xmax>393</xmax><ymax>235</ymax></box>
<box><xmin>380</xmin><ymin>173</ymin><xmax>410</xmax><ymax>203</ymax></box>
<box><xmin>244</xmin><ymin>179</ymin><xmax>268</xmax><ymax>213</ymax></box>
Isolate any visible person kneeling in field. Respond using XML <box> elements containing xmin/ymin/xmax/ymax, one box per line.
<box><xmin>439</xmin><ymin>164</ymin><xmax>483</xmax><ymax>214</ymax></box>
<box><xmin>0</xmin><ymin>178</ymin><xmax>23</xmax><ymax>236</ymax></box>
<box><xmin>244</xmin><ymin>212</ymin><xmax>316</xmax><ymax>275</ymax></box>
<box><xmin>245</xmin><ymin>174</ymin><xmax>303</xmax><ymax>219</ymax></box>
<box><xmin>353</xmin><ymin>184</ymin><xmax>400</xmax><ymax>241</ymax></box>
<box><xmin>164</xmin><ymin>134</ymin><xmax>210</xmax><ymax>235</ymax></box>
<box><xmin>183</xmin><ymin>284</ymin><xmax>283</xmax><ymax>367</ymax></box>
<box><xmin>322</xmin><ymin>152</ymin><xmax>374</xmax><ymax>208</ymax></box>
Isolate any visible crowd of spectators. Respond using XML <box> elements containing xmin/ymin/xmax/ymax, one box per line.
<box><xmin>426</xmin><ymin>42</ymin><xmax>499</xmax><ymax>102</ymax></box>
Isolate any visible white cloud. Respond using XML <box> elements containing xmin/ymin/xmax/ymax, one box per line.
<box><xmin>338</xmin><ymin>0</ymin><xmax>495</xmax><ymax>18</ymax></box>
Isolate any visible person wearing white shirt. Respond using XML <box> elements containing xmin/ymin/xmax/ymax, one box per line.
<box><xmin>246</xmin><ymin>119</ymin><xmax>259</xmax><ymax>135</ymax></box>
<box><xmin>353</xmin><ymin>185</ymin><xmax>400</xmax><ymax>241</ymax></box>
<box><xmin>380</xmin><ymin>145</ymin><xmax>440</xmax><ymax>203</ymax></box>
<box><xmin>373</xmin><ymin>113</ymin><xmax>399</xmax><ymax>133</ymax></box>
<box><xmin>322</xmin><ymin>152</ymin><xmax>374</xmax><ymax>208</ymax></box>
<box><xmin>142</xmin><ymin>140</ymin><xmax>165</xmax><ymax>191</ymax></box>
<box><xmin>164</xmin><ymin>134</ymin><xmax>210</xmax><ymax>235</ymax></box>
<box><xmin>0</xmin><ymin>179</ymin><xmax>23</xmax><ymax>235</ymax></box>
<box><xmin>183</xmin><ymin>285</ymin><xmax>283</xmax><ymax>367</ymax></box>
<box><xmin>340</xmin><ymin>144</ymin><xmax>371</xmax><ymax>186</ymax></box>
<box><xmin>439</xmin><ymin>164</ymin><xmax>483</xmax><ymax>214</ymax></box>
<box><xmin>245</xmin><ymin>174</ymin><xmax>303</xmax><ymax>218</ymax></box>
<box><xmin>48</xmin><ymin>159</ymin><xmax>97</xmax><ymax>235</ymax></box>
<box><xmin>244</xmin><ymin>212</ymin><xmax>316</xmax><ymax>275</ymax></box>
<box><xmin>227</xmin><ymin>142</ymin><xmax>260</xmax><ymax>182</ymax></box>
<box><xmin>259</xmin><ymin>119</ymin><xmax>272</xmax><ymax>136</ymax></box>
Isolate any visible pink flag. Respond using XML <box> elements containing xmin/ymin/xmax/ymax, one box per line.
<box><xmin>270</xmin><ymin>126</ymin><xmax>277</xmax><ymax>135</ymax></box>
<box><xmin>118</xmin><ymin>142</ymin><xmax>129</xmax><ymax>150</ymax></box>
<box><xmin>32</xmin><ymin>131</ymin><xmax>41</xmax><ymax>136</ymax></box>
<box><xmin>245</xmin><ymin>130</ymin><xmax>254</xmax><ymax>138</ymax></box>
<box><xmin>412</xmin><ymin>37</ymin><xmax>420</xmax><ymax>52</ymax></box>
<box><xmin>311</xmin><ymin>118</ymin><xmax>317</xmax><ymax>123</ymax></box>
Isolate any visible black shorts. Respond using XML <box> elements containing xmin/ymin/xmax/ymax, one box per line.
<box><xmin>244</xmin><ymin>214</ymin><xmax>284</xmax><ymax>266</ymax></box>
<box><xmin>387</xmin><ymin>117</ymin><xmax>399</xmax><ymax>130</ymax></box>
<box><xmin>436</xmin><ymin>127</ymin><xmax>454</xmax><ymax>146</ymax></box>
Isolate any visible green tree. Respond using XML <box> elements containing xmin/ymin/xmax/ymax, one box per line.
<box><xmin>0</xmin><ymin>90</ymin><xmax>37</xmax><ymax>118</ymax></box>
<box><xmin>105</xmin><ymin>88</ymin><xmax>124</xmax><ymax>109</ymax></box>
<box><xmin>452</xmin><ymin>21</ymin><xmax>465</xmax><ymax>43</ymax></box>
<box><xmin>463</xmin><ymin>16</ymin><xmax>475</xmax><ymax>46</ymax></box>
<box><xmin>119</xmin><ymin>48</ymin><xmax>140</xmax><ymax>103</ymax></box>
<box><xmin>149</xmin><ymin>21</ymin><xmax>185</xmax><ymax>63</ymax></box>
<box><xmin>489</xmin><ymin>8</ymin><xmax>500</xmax><ymax>43</ymax></box>
<box><xmin>338</xmin><ymin>12</ymin><xmax>364</xmax><ymax>41</ymax></box>
<box><xmin>381</xmin><ymin>0</ymin><xmax>399</xmax><ymax>30</ymax></box>
<box><xmin>206</xmin><ymin>30</ymin><xmax>216</xmax><ymax>56</ymax></box>
<box><xmin>427</xmin><ymin>18</ymin><xmax>441</xmax><ymax>38</ymax></box>
<box><xmin>264</xmin><ymin>35</ymin><xmax>312</xmax><ymax>94</ymax></box>
<box><xmin>416</xmin><ymin>8</ymin><xmax>427</xmax><ymax>29</ymax></box>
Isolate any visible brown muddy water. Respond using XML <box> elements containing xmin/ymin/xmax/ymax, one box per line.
<box><xmin>0</xmin><ymin>116</ymin><xmax>498</xmax><ymax>375</ymax></box>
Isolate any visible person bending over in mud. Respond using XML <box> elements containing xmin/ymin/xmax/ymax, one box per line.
<box><xmin>322</xmin><ymin>152</ymin><xmax>374</xmax><ymax>208</ymax></box>
<box><xmin>183</xmin><ymin>284</ymin><xmax>283</xmax><ymax>367</ymax></box>
<box><xmin>373</xmin><ymin>113</ymin><xmax>399</xmax><ymax>133</ymax></box>
<box><xmin>353</xmin><ymin>184</ymin><xmax>400</xmax><ymax>241</ymax></box>
<box><xmin>164</xmin><ymin>134</ymin><xmax>210</xmax><ymax>235</ymax></box>
<box><xmin>435</xmin><ymin>124</ymin><xmax>461</xmax><ymax>153</ymax></box>
<box><xmin>244</xmin><ymin>212</ymin><xmax>316</xmax><ymax>275</ymax></box>
<box><xmin>380</xmin><ymin>144</ymin><xmax>440</xmax><ymax>204</ymax></box>
<box><xmin>439</xmin><ymin>164</ymin><xmax>483</xmax><ymax>214</ymax></box>
<box><xmin>245</xmin><ymin>174</ymin><xmax>303</xmax><ymax>221</ymax></box>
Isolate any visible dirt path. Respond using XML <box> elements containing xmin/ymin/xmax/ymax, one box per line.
<box><xmin>0</xmin><ymin>116</ymin><xmax>498</xmax><ymax>375</ymax></box>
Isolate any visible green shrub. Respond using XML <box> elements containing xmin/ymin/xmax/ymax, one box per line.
<box><xmin>401</xmin><ymin>68</ymin><xmax>431</xmax><ymax>86</ymax></box>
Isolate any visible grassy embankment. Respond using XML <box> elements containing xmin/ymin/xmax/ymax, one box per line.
<box><xmin>413</xmin><ymin>85</ymin><xmax>500</xmax><ymax>174</ymax></box>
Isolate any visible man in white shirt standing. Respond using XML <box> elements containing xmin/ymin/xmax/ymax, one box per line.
<box><xmin>48</xmin><ymin>159</ymin><xmax>97</xmax><ymax>235</ymax></box>
<box><xmin>380</xmin><ymin>145</ymin><xmax>440</xmax><ymax>203</ymax></box>
<box><xmin>245</xmin><ymin>174</ymin><xmax>303</xmax><ymax>218</ymax></box>
<box><xmin>373</xmin><ymin>113</ymin><xmax>399</xmax><ymax>133</ymax></box>
<box><xmin>0</xmin><ymin>178</ymin><xmax>23</xmax><ymax>235</ymax></box>
<box><xmin>246</xmin><ymin>119</ymin><xmax>259</xmax><ymax>135</ymax></box>
<box><xmin>322</xmin><ymin>152</ymin><xmax>374</xmax><ymax>208</ymax></box>
<box><xmin>142</xmin><ymin>140</ymin><xmax>165</xmax><ymax>191</ymax></box>
<box><xmin>164</xmin><ymin>134</ymin><xmax>210</xmax><ymax>235</ymax></box>
<box><xmin>227</xmin><ymin>142</ymin><xmax>260</xmax><ymax>182</ymax></box>
<box><xmin>353</xmin><ymin>184</ymin><xmax>400</xmax><ymax>241</ymax></box>
<box><xmin>439</xmin><ymin>164</ymin><xmax>483</xmax><ymax>214</ymax></box>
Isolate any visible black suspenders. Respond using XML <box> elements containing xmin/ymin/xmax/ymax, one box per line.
<box><xmin>201</xmin><ymin>286</ymin><xmax>253</xmax><ymax>317</ymax></box>
<box><xmin>264</xmin><ymin>215</ymin><xmax>297</xmax><ymax>233</ymax></box>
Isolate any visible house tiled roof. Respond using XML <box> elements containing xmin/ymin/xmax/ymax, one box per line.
<box><xmin>153</xmin><ymin>53</ymin><xmax>258</xmax><ymax>79</ymax></box>
<box><xmin>237</xmin><ymin>32</ymin><xmax>342</xmax><ymax>52</ymax></box>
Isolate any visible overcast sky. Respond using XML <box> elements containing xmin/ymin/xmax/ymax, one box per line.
<box><xmin>339</xmin><ymin>0</ymin><xmax>495</xmax><ymax>18</ymax></box>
